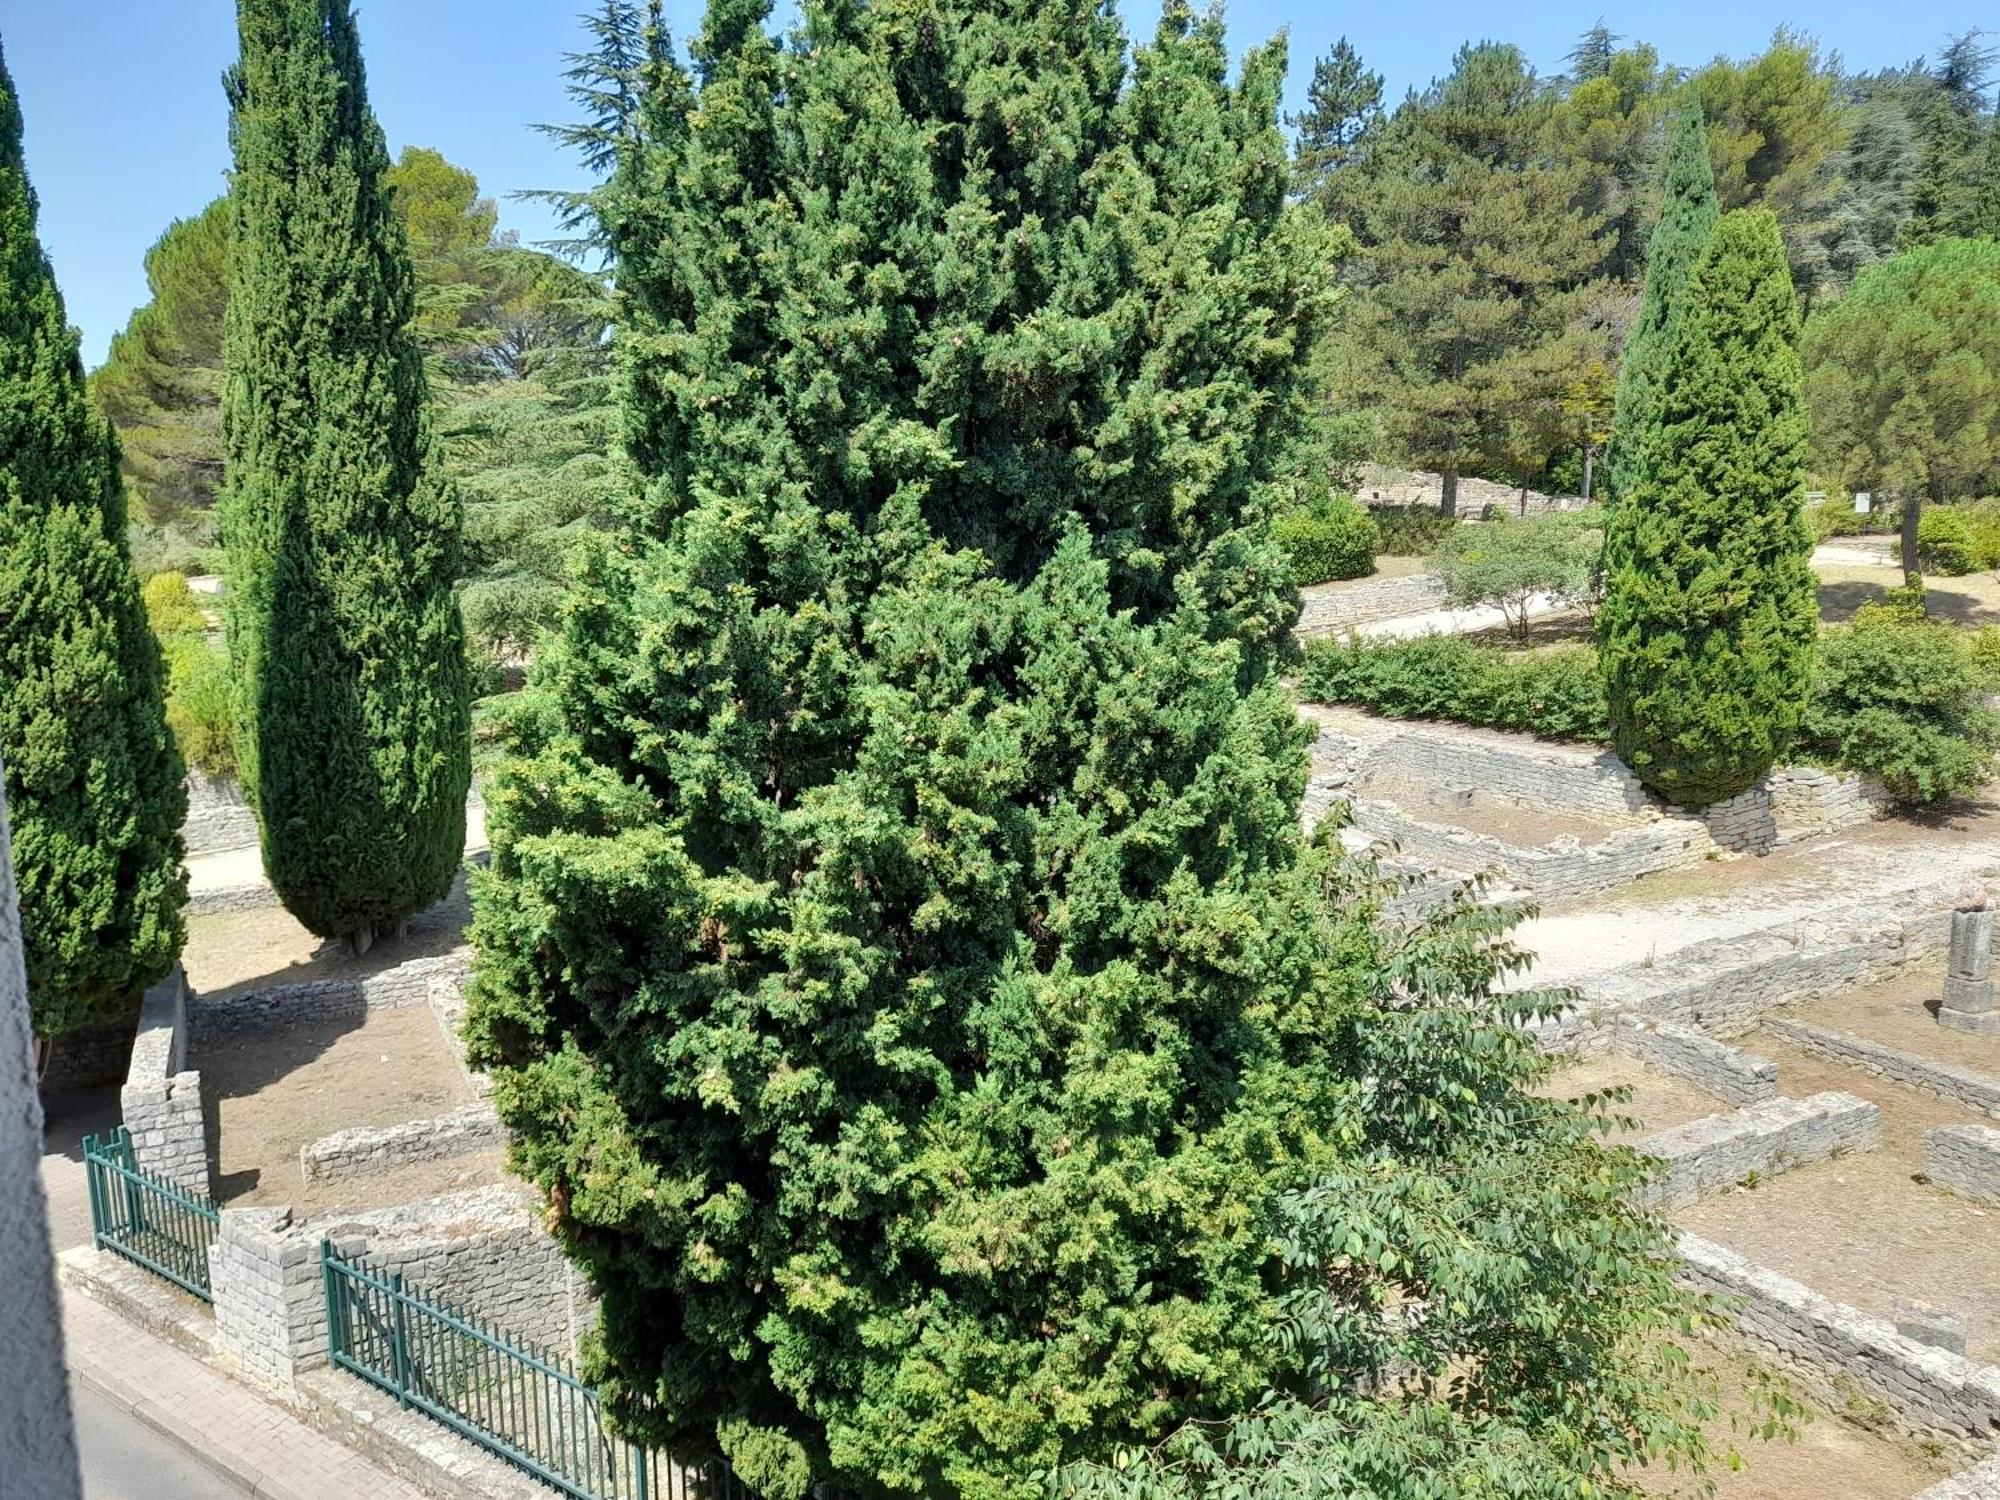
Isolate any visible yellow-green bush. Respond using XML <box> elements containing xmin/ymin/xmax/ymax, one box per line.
<box><xmin>141</xmin><ymin>571</ymin><xmax>234</xmax><ymax>779</ymax></box>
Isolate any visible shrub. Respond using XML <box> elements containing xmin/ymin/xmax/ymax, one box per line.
<box><xmin>1917</xmin><ymin>507</ymin><xmax>1979</xmax><ymax>576</ymax></box>
<box><xmin>141</xmin><ymin>571</ymin><xmax>208</xmax><ymax>639</ymax></box>
<box><xmin>1274</xmin><ymin>493</ymin><xmax>1377</xmax><ymax>585</ymax></box>
<box><xmin>161</xmin><ymin>637</ymin><xmax>236</xmax><ymax>779</ymax></box>
<box><xmin>1804</xmin><ymin>610</ymin><xmax>2000</xmax><ymax>804</ymax></box>
<box><xmin>1810</xmin><ymin>498</ymin><xmax>1901</xmax><ymax>541</ymax></box>
<box><xmin>1370</xmin><ymin>503</ymin><xmax>1459</xmax><ymax>555</ymax></box>
<box><xmin>1301</xmin><ymin>635</ymin><xmax>1610</xmax><ymax>743</ymax></box>
<box><xmin>1428</xmin><ymin>509</ymin><xmax>1603</xmax><ymax>637</ymax></box>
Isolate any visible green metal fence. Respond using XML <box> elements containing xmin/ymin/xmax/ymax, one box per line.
<box><xmin>82</xmin><ymin>1125</ymin><xmax>219</xmax><ymax>1301</ymax></box>
<box><xmin>322</xmin><ymin>1243</ymin><xmax>750</xmax><ymax>1500</ymax></box>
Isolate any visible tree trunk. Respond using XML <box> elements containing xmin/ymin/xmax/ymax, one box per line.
<box><xmin>1582</xmin><ymin>446</ymin><xmax>1595</xmax><ymax>504</ymax></box>
<box><xmin>1901</xmin><ymin>485</ymin><xmax>1926</xmax><ymax>581</ymax></box>
<box><xmin>1518</xmin><ymin>476</ymin><xmax>1530</xmax><ymax>516</ymax></box>
<box><xmin>1440</xmin><ymin>469</ymin><xmax>1458</xmax><ymax>519</ymax></box>
<box><xmin>348</xmin><ymin>926</ymin><xmax>373</xmax><ymax>958</ymax></box>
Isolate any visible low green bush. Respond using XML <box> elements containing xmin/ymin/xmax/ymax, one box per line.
<box><xmin>141</xmin><ymin>571</ymin><xmax>208</xmax><ymax>638</ymax></box>
<box><xmin>1802</xmin><ymin>607</ymin><xmax>2000</xmax><ymax>804</ymax></box>
<box><xmin>141</xmin><ymin>570</ymin><xmax>236</xmax><ymax>780</ymax></box>
<box><xmin>1300</xmin><ymin>635</ymin><xmax>1609</xmax><ymax>743</ymax></box>
<box><xmin>1274</xmin><ymin>494</ymin><xmax>1377</xmax><ymax>585</ymax></box>
<box><xmin>1917</xmin><ymin>508</ymin><xmax>1979</xmax><ymax>576</ymax></box>
<box><xmin>1370</xmin><ymin>503</ymin><xmax>1459</xmax><ymax>556</ymax></box>
<box><xmin>1811</xmin><ymin>498</ymin><xmax>1901</xmax><ymax>540</ymax></box>
<box><xmin>1429</xmin><ymin>510</ymin><xmax>1603</xmax><ymax>638</ymax></box>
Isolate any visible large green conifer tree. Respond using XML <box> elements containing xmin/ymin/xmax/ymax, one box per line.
<box><xmin>468</xmin><ymin>4</ymin><xmax>1716</xmax><ymax>1498</ymax></box>
<box><xmin>222</xmin><ymin>0</ymin><xmax>469</xmax><ymax>947</ymax></box>
<box><xmin>1608</xmin><ymin>95</ymin><xmax>1719</xmax><ymax>499</ymax></box>
<box><xmin>1600</xmin><ymin>209</ymin><xmax>1818</xmax><ymax>804</ymax></box>
<box><xmin>0</xmin><ymin>37</ymin><xmax>186</xmax><ymax>1038</ymax></box>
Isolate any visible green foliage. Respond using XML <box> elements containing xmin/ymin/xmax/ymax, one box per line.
<box><xmin>142</xmin><ymin>573</ymin><xmax>235</xmax><ymax>780</ymax></box>
<box><xmin>223</xmin><ymin>0</ymin><xmax>470</xmax><ymax>944</ymax></box>
<box><xmin>1428</xmin><ymin>509</ymin><xmax>1604</xmax><ymax>637</ymax></box>
<box><xmin>1804</xmin><ymin>238</ymin><xmax>2000</xmax><ymax>529</ymax></box>
<box><xmin>1809</xmin><ymin>496</ymin><xmax>1902</xmax><ymax>541</ymax></box>
<box><xmin>1273</xmin><ymin>493</ymin><xmax>1377</xmax><ymax>586</ymax></box>
<box><xmin>0</xmin><ymin>39</ymin><xmax>186</xmax><ymax>1036</ymax></box>
<box><xmin>1804</xmin><ymin>607</ymin><xmax>2000</xmax><ymax>803</ymax></box>
<box><xmin>1969</xmin><ymin>109</ymin><xmax>2000</xmax><ymax>239</ymax></box>
<box><xmin>1368</xmin><ymin>504</ymin><xmax>1459</xmax><ymax>556</ymax></box>
<box><xmin>89</xmin><ymin>196</ymin><xmax>231</xmax><ymax>531</ymax></box>
<box><xmin>1912</xmin><ymin>504</ymin><xmax>2000</xmax><ymax>575</ymax></box>
<box><xmin>1301</xmin><ymin>635</ymin><xmax>1610</xmax><ymax>743</ymax></box>
<box><xmin>1600</xmin><ymin>211</ymin><xmax>1819</xmax><ymax>805</ymax></box>
<box><xmin>1607</xmin><ymin>96</ymin><xmax>1719</xmax><ymax>501</ymax></box>
<box><xmin>1061</xmin><ymin>868</ymin><xmax>1744</xmax><ymax>1500</ymax></box>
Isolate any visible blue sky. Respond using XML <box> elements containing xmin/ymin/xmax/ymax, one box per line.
<box><xmin>4</xmin><ymin>1</ymin><xmax>1985</xmax><ymax>368</ymax></box>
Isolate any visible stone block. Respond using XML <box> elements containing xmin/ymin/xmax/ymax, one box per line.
<box><xmin>1637</xmin><ymin>1091</ymin><xmax>1880</xmax><ymax>1211</ymax></box>
<box><xmin>1926</xmin><ymin>1125</ymin><xmax>2000</xmax><ymax>1206</ymax></box>
<box><xmin>1897</xmin><ymin>1299</ymin><xmax>1970</xmax><ymax>1356</ymax></box>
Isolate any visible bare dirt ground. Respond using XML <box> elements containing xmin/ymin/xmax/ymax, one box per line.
<box><xmin>1514</xmin><ymin>796</ymin><xmax>2000</xmax><ymax>992</ymax></box>
<box><xmin>1634</xmin><ymin>1340</ymin><xmax>1961</xmax><ymax>1499</ymax></box>
<box><xmin>1542</xmin><ymin>1052</ymin><xmax>1732</xmax><ymax>1136</ymax></box>
<box><xmin>182</xmin><ymin>871</ymin><xmax>473</xmax><ymax>1000</ymax></box>
<box><xmin>1678</xmin><ymin>1029</ymin><xmax>2000</xmax><ymax>1364</ymax></box>
<box><xmin>1818</xmin><ymin>564</ymin><xmax>2000</xmax><ymax>627</ymax></box>
<box><xmin>1366</xmin><ymin>554</ymin><xmax>1434</xmax><ymax>579</ymax></box>
<box><xmin>195</xmin><ymin>1000</ymin><xmax>495</xmax><ymax>1215</ymax></box>
<box><xmin>1797</xmin><ymin>961</ymin><xmax>2000</xmax><ymax>1073</ymax></box>
<box><xmin>1356</xmin><ymin>771</ymin><xmax>1620</xmax><ymax>848</ymax></box>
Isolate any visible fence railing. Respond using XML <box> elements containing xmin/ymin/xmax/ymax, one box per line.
<box><xmin>322</xmin><ymin>1243</ymin><xmax>750</xmax><ymax>1500</ymax></box>
<box><xmin>83</xmin><ymin>1124</ymin><xmax>219</xmax><ymax>1301</ymax></box>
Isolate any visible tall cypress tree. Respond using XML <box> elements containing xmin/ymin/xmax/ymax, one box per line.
<box><xmin>223</xmin><ymin>0</ymin><xmax>469</xmax><ymax>948</ymax></box>
<box><xmin>1966</xmin><ymin>109</ymin><xmax>2000</xmax><ymax>240</ymax></box>
<box><xmin>0</xmin><ymin>37</ymin><xmax>186</xmax><ymax>1038</ymax></box>
<box><xmin>1607</xmin><ymin>94</ymin><xmax>1719</xmax><ymax>500</ymax></box>
<box><xmin>1600</xmin><ymin>209</ymin><xmax>1818</xmax><ymax>805</ymax></box>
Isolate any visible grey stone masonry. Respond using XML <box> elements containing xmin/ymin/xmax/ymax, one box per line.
<box><xmin>120</xmin><ymin>963</ymin><xmax>208</xmax><ymax>1191</ymax></box>
<box><xmin>1927</xmin><ymin>1126</ymin><xmax>2000</xmax><ymax>1206</ymax></box>
<box><xmin>1295</xmin><ymin>572</ymin><xmax>1446</xmax><ymax>636</ymax></box>
<box><xmin>1900</xmin><ymin>1300</ymin><xmax>1972</xmax><ymax>1357</ymax></box>
<box><xmin>209</xmin><ymin>1206</ymin><xmax>329</xmax><ymax>1396</ymax></box>
<box><xmin>1676</xmin><ymin>1232</ymin><xmax>2000</xmax><ymax>1442</ymax></box>
<box><xmin>191</xmin><ymin>951</ymin><xmax>475</xmax><ymax>1036</ymax></box>
<box><xmin>1918</xmin><ymin>1454</ymin><xmax>2000</xmax><ymax>1498</ymax></box>
<box><xmin>1767</xmin><ymin>1018</ymin><xmax>2000</xmax><ymax>1118</ymax></box>
<box><xmin>1945</xmin><ymin>908</ymin><xmax>2000</xmax><ymax>1036</ymax></box>
<box><xmin>1618</xmin><ymin>1019</ymin><xmax>1779</xmax><ymax>1106</ymax></box>
<box><xmin>1636</xmin><ymin>1091</ymin><xmax>1880</xmax><ymax>1210</ymax></box>
<box><xmin>301</xmin><ymin>1104</ymin><xmax>505</xmax><ymax>1185</ymax></box>
<box><xmin>182</xmin><ymin>771</ymin><xmax>259</xmax><ymax>857</ymax></box>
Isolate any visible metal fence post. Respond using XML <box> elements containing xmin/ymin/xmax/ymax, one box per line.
<box><xmin>634</xmin><ymin>1445</ymin><xmax>649</xmax><ymax>1500</ymax></box>
<box><xmin>390</xmin><ymin>1269</ymin><xmax>411</xmax><ymax>1409</ymax></box>
<box><xmin>321</xmin><ymin>1243</ymin><xmax>343</xmax><ymax>1366</ymax></box>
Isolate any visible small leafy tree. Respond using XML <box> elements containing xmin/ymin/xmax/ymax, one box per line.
<box><xmin>1600</xmin><ymin>210</ymin><xmax>1819</xmax><ymax>806</ymax></box>
<box><xmin>0</xmin><ymin>38</ymin><xmax>187</xmax><ymax>1036</ymax></box>
<box><xmin>1429</xmin><ymin>510</ymin><xmax>1603</xmax><ymax>637</ymax></box>
<box><xmin>1803</xmin><ymin>237</ymin><xmax>2000</xmax><ymax>578</ymax></box>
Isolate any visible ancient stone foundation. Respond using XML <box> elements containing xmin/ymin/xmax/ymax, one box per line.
<box><xmin>1926</xmin><ymin>1125</ymin><xmax>2000</xmax><ymax>1206</ymax></box>
<box><xmin>1618</xmin><ymin>1019</ymin><xmax>1779</xmax><ymax>1106</ymax></box>
<box><xmin>301</xmin><ymin>1104</ymin><xmax>505</xmax><ymax>1185</ymax></box>
<box><xmin>1943</xmin><ymin>907</ymin><xmax>2000</xmax><ymax>1036</ymax></box>
<box><xmin>119</xmin><ymin>964</ymin><xmax>207</xmax><ymax>1191</ymax></box>
<box><xmin>1637</xmin><ymin>1091</ymin><xmax>1879</xmax><ymax>1211</ymax></box>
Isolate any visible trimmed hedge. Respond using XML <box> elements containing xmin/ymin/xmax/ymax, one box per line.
<box><xmin>1916</xmin><ymin>503</ymin><xmax>2000</xmax><ymax>577</ymax></box>
<box><xmin>1275</xmin><ymin>495</ymin><xmax>1377</xmax><ymax>585</ymax></box>
<box><xmin>1301</xmin><ymin>635</ymin><xmax>1609</xmax><ymax>743</ymax></box>
<box><xmin>1370</xmin><ymin>503</ymin><xmax>1459</xmax><ymax>556</ymax></box>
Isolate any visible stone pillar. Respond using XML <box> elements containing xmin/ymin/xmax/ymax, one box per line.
<box><xmin>208</xmin><ymin>1207</ymin><xmax>332</xmax><ymax>1395</ymax></box>
<box><xmin>1941</xmin><ymin>907</ymin><xmax>2000</xmax><ymax>1035</ymax></box>
<box><xmin>0</xmin><ymin>756</ymin><xmax>83</xmax><ymax>1493</ymax></box>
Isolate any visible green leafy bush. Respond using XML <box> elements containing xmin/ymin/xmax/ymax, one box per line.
<box><xmin>142</xmin><ymin>571</ymin><xmax>235</xmax><ymax>780</ymax></box>
<box><xmin>1917</xmin><ymin>507</ymin><xmax>1979</xmax><ymax>575</ymax></box>
<box><xmin>1274</xmin><ymin>493</ymin><xmax>1378</xmax><ymax>585</ymax></box>
<box><xmin>1803</xmin><ymin>607</ymin><xmax>2000</xmax><ymax>804</ymax></box>
<box><xmin>1301</xmin><ymin>635</ymin><xmax>1610</xmax><ymax>742</ymax></box>
<box><xmin>1370</xmin><ymin>503</ymin><xmax>1459</xmax><ymax>555</ymax></box>
<box><xmin>1810</xmin><ymin>499</ymin><xmax>1901</xmax><ymax>540</ymax></box>
<box><xmin>1429</xmin><ymin>510</ymin><xmax>1603</xmax><ymax>637</ymax></box>
<box><xmin>141</xmin><ymin>571</ymin><xmax>208</xmax><ymax>638</ymax></box>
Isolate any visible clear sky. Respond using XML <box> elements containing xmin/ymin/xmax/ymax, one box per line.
<box><xmin>4</xmin><ymin>1</ymin><xmax>1985</xmax><ymax>369</ymax></box>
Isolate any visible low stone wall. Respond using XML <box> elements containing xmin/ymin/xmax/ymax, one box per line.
<box><xmin>1699</xmin><ymin>766</ymin><xmax>1896</xmax><ymax>856</ymax></box>
<box><xmin>1766</xmin><ymin>1019</ymin><xmax>2000</xmax><ymax>1118</ymax></box>
<box><xmin>1918</xmin><ymin>1454</ymin><xmax>2000</xmax><ymax>1498</ymax></box>
<box><xmin>1927</xmin><ymin>1126</ymin><xmax>2000</xmax><ymax>1205</ymax></box>
<box><xmin>1361</xmin><ymin>725</ymin><xmax>1651</xmax><ymax>823</ymax></box>
<box><xmin>301</xmin><ymin>1104</ymin><xmax>505</xmax><ymax>1185</ymax></box>
<box><xmin>1295</xmin><ymin>572</ymin><xmax>1446</xmax><ymax>636</ymax></box>
<box><xmin>183</xmin><ymin>772</ymin><xmax>259</xmax><ymax>857</ymax></box>
<box><xmin>1353</xmin><ymin>463</ymin><xmax>1572</xmax><ymax>519</ymax></box>
<box><xmin>191</xmin><ymin>951</ymin><xmax>475</xmax><ymax>1035</ymax></box>
<box><xmin>37</xmin><ymin>1015</ymin><xmax>139</xmax><ymax>1091</ymax></box>
<box><xmin>1677</xmin><ymin>1232</ymin><xmax>2000</xmax><ymax>1442</ymax></box>
<box><xmin>119</xmin><ymin>964</ymin><xmax>207</xmax><ymax>1190</ymax></box>
<box><xmin>209</xmin><ymin>1187</ymin><xmax>592</xmax><ymax>1396</ymax></box>
<box><xmin>1637</xmin><ymin>1091</ymin><xmax>1879</xmax><ymax>1210</ymax></box>
<box><xmin>1619</xmin><ymin>1019</ymin><xmax>1778</xmax><ymax>1106</ymax></box>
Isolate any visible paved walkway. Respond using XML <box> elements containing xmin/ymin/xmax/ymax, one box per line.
<box><xmin>62</xmin><ymin>1288</ymin><xmax>426</xmax><ymax>1500</ymax></box>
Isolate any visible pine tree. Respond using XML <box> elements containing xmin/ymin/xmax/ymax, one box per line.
<box><xmin>0</xmin><ymin>36</ymin><xmax>187</xmax><ymax>1037</ymax></box>
<box><xmin>1600</xmin><ymin>210</ymin><xmax>1818</xmax><ymax>805</ymax></box>
<box><xmin>1290</xmin><ymin>38</ymin><xmax>1383</xmax><ymax>204</ymax></box>
<box><xmin>222</xmin><ymin>0</ymin><xmax>469</xmax><ymax>948</ymax></box>
<box><xmin>1965</xmin><ymin>107</ymin><xmax>2000</xmax><ymax>239</ymax></box>
<box><xmin>1607</xmin><ymin>94</ymin><xmax>1719</xmax><ymax>500</ymax></box>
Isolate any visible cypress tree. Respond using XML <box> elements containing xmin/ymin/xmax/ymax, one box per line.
<box><xmin>469</xmin><ymin>2</ymin><xmax>1344</xmax><ymax>1492</ymax></box>
<box><xmin>1967</xmin><ymin>109</ymin><xmax>2000</xmax><ymax>240</ymax></box>
<box><xmin>1600</xmin><ymin>209</ymin><xmax>1818</xmax><ymax>805</ymax></box>
<box><xmin>0</xmin><ymin>36</ymin><xmax>187</xmax><ymax>1037</ymax></box>
<box><xmin>222</xmin><ymin>0</ymin><xmax>470</xmax><ymax>948</ymax></box>
<box><xmin>1607</xmin><ymin>94</ymin><xmax>1719</xmax><ymax>500</ymax></box>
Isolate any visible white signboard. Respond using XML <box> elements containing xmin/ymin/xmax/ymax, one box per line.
<box><xmin>1853</xmin><ymin>492</ymin><xmax>1872</xmax><ymax>514</ymax></box>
